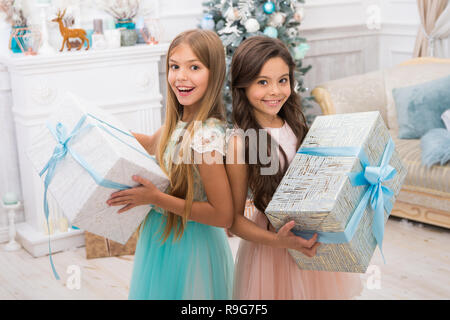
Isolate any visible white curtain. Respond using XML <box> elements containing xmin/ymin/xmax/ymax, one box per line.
<box><xmin>430</xmin><ymin>3</ymin><xmax>450</xmax><ymax>57</ymax></box>
<box><xmin>414</xmin><ymin>0</ymin><xmax>450</xmax><ymax>58</ymax></box>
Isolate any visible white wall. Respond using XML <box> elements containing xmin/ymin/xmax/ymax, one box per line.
<box><xmin>380</xmin><ymin>0</ymin><xmax>421</xmax><ymax>68</ymax></box>
<box><xmin>158</xmin><ymin>0</ymin><xmax>204</xmax><ymax>42</ymax></box>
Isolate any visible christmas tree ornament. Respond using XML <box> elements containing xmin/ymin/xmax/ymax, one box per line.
<box><xmin>225</xmin><ymin>6</ymin><xmax>241</xmax><ymax>22</ymax></box>
<box><xmin>244</xmin><ymin>18</ymin><xmax>260</xmax><ymax>33</ymax></box>
<box><xmin>268</xmin><ymin>12</ymin><xmax>286</xmax><ymax>27</ymax></box>
<box><xmin>287</xmin><ymin>27</ymin><xmax>298</xmax><ymax>38</ymax></box>
<box><xmin>263</xmin><ymin>26</ymin><xmax>278</xmax><ymax>38</ymax></box>
<box><xmin>294</xmin><ymin>7</ymin><xmax>304</xmax><ymax>22</ymax></box>
<box><xmin>294</xmin><ymin>43</ymin><xmax>310</xmax><ymax>60</ymax></box>
<box><xmin>218</xmin><ymin>21</ymin><xmax>242</xmax><ymax>36</ymax></box>
<box><xmin>263</xmin><ymin>1</ymin><xmax>276</xmax><ymax>14</ymax></box>
<box><xmin>201</xmin><ymin>14</ymin><xmax>216</xmax><ymax>30</ymax></box>
<box><xmin>238</xmin><ymin>0</ymin><xmax>255</xmax><ymax>21</ymax></box>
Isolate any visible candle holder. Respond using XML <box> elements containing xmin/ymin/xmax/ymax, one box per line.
<box><xmin>142</xmin><ymin>18</ymin><xmax>162</xmax><ymax>45</ymax></box>
<box><xmin>36</xmin><ymin>1</ymin><xmax>56</xmax><ymax>55</ymax></box>
<box><xmin>1</xmin><ymin>201</ymin><xmax>22</xmax><ymax>252</ymax></box>
<box><xmin>92</xmin><ymin>19</ymin><xmax>107</xmax><ymax>50</ymax></box>
<box><xmin>8</xmin><ymin>26</ymin><xmax>42</xmax><ymax>55</ymax></box>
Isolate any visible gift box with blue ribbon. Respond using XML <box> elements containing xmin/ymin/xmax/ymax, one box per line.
<box><xmin>265</xmin><ymin>111</ymin><xmax>407</xmax><ymax>273</ymax></box>
<box><xmin>27</xmin><ymin>92</ymin><xmax>169</xmax><ymax>247</ymax></box>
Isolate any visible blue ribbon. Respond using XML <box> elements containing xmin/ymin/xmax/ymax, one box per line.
<box><xmin>293</xmin><ymin>139</ymin><xmax>397</xmax><ymax>263</ymax></box>
<box><xmin>39</xmin><ymin>114</ymin><xmax>154</xmax><ymax>280</ymax></box>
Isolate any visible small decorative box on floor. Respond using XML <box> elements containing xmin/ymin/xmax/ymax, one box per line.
<box><xmin>85</xmin><ymin>230</ymin><xmax>139</xmax><ymax>259</ymax></box>
<box><xmin>265</xmin><ymin>111</ymin><xmax>407</xmax><ymax>273</ymax></box>
<box><xmin>27</xmin><ymin>92</ymin><xmax>169</xmax><ymax>245</ymax></box>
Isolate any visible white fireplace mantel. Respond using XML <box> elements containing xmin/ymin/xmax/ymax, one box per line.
<box><xmin>0</xmin><ymin>43</ymin><xmax>169</xmax><ymax>257</ymax></box>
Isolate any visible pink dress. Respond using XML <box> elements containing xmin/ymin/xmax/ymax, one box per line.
<box><xmin>233</xmin><ymin>122</ymin><xmax>364</xmax><ymax>300</ymax></box>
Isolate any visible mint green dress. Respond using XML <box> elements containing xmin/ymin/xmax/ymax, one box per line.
<box><xmin>128</xmin><ymin>118</ymin><xmax>234</xmax><ymax>300</ymax></box>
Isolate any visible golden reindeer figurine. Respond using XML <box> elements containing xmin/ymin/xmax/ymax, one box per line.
<box><xmin>52</xmin><ymin>9</ymin><xmax>90</xmax><ymax>52</ymax></box>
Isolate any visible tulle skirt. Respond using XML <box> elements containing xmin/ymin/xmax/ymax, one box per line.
<box><xmin>233</xmin><ymin>210</ymin><xmax>363</xmax><ymax>300</ymax></box>
<box><xmin>129</xmin><ymin>209</ymin><xmax>234</xmax><ymax>300</ymax></box>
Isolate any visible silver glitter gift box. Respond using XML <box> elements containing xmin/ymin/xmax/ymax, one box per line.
<box><xmin>265</xmin><ymin>111</ymin><xmax>407</xmax><ymax>273</ymax></box>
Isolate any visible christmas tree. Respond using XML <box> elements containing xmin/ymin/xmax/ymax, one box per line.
<box><xmin>200</xmin><ymin>0</ymin><xmax>314</xmax><ymax>124</ymax></box>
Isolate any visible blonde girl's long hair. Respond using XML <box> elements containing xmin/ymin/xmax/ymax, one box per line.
<box><xmin>156</xmin><ymin>29</ymin><xmax>226</xmax><ymax>243</ymax></box>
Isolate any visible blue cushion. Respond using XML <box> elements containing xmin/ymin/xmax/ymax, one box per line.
<box><xmin>420</xmin><ymin>128</ymin><xmax>450</xmax><ymax>168</ymax></box>
<box><xmin>393</xmin><ymin>74</ymin><xmax>450</xmax><ymax>139</ymax></box>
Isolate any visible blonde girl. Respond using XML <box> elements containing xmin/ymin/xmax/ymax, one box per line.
<box><xmin>107</xmin><ymin>30</ymin><xmax>234</xmax><ymax>300</ymax></box>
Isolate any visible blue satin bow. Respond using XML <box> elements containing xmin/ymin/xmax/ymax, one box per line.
<box><xmin>39</xmin><ymin>114</ymin><xmax>153</xmax><ymax>280</ymax></box>
<box><xmin>295</xmin><ymin>139</ymin><xmax>397</xmax><ymax>263</ymax></box>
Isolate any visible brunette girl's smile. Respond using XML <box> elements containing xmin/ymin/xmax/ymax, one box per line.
<box><xmin>262</xmin><ymin>98</ymin><xmax>284</xmax><ymax>108</ymax></box>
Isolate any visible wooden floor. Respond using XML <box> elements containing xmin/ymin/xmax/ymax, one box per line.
<box><xmin>0</xmin><ymin>216</ymin><xmax>449</xmax><ymax>300</ymax></box>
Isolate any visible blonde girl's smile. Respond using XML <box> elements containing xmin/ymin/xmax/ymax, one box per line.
<box><xmin>176</xmin><ymin>86</ymin><xmax>196</xmax><ymax>96</ymax></box>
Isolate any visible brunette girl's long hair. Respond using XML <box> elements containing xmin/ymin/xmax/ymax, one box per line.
<box><xmin>156</xmin><ymin>29</ymin><xmax>226</xmax><ymax>242</ymax></box>
<box><xmin>231</xmin><ymin>36</ymin><xmax>308</xmax><ymax>214</ymax></box>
